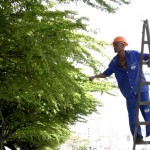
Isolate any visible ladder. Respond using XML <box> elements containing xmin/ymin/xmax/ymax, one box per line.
<box><xmin>133</xmin><ymin>19</ymin><xmax>150</xmax><ymax>150</ymax></box>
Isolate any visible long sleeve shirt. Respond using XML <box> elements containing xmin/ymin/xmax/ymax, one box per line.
<box><xmin>103</xmin><ymin>50</ymin><xmax>149</xmax><ymax>98</ymax></box>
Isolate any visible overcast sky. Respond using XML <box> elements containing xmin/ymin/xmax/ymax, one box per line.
<box><xmin>74</xmin><ymin>0</ymin><xmax>150</xmax><ymax>51</ymax></box>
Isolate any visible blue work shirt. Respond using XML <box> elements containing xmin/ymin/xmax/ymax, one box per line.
<box><xmin>103</xmin><ymin>50</ymin><xmax>149</xmax><ymax>98</ymax></box>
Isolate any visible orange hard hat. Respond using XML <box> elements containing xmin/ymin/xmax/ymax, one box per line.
<box><xmin>112</xmin><ymin>36</ymin><xmax>128</xmax><ymax>46</ymax></box>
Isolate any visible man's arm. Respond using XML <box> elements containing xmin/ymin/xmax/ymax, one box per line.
<box><xmin>89</xmin><ymin>73</ymin><xmax>106</xmax><ymax>81</ymax></box>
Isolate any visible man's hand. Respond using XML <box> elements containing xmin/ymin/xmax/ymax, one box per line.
<box><xmin>89</xmin><ymin>76</ymin><xmax>95</xmax><ymax>81</ymax></box>
<box><xmin>89</xmin><ymin>73</ymin><xmax>106</xmax><ymax>81</ymax></box>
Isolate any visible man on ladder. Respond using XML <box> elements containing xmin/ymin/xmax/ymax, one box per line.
<box><xmin>89</xmin><ymin>35</ymin><xmax>150</xmax><ymax>144</ymax></box>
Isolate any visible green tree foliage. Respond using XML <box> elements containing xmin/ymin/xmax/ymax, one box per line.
<box><xmin>0</xmin><ymin>0</ymin><xmax>115</xmax><ymax>149</ymax></box>
<box><xmin>58</xmin><ymin>0</ymin><xmax>131</xmax><ymax>12</ymax></box>
<box><xmin>11</xmin><ymin>122</ymin><xmax>70</xmax><ymax>150</ymax></box>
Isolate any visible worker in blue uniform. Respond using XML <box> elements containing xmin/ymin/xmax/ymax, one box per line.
<box><xmin>89</xmin><ymin>36</ymin><xmax>150</xmax><ymax>143</ymax></box>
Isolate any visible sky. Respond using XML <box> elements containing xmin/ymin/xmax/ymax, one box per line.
<box><xmin>75</xmin><ymin>0</ymin><xmax>150</xmax><ymax>50</ymax></box>
<box><xmin>61</xmin><ymin>1</ymin><xmax>150</xmax><ymax>150</ymax></box>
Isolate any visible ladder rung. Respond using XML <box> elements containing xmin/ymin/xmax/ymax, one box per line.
<box><xmin>142</xmin><ymin>61</ymin><xmax>150</xmax><ymax>67</ymax></box>
<box><xmin>136</xmin><ymin>141</ymin><xmax>150</xmax><ymax>144</ymax></box>
<box><xmin>143</xmin><ymin>61</ymin><xmax>148</xmax><ymax>65</ymax></box>
<box><xmin>142</xmin><ymin>82</ymin><xmax>150</xmax><ymax>86</ymax></box>
<box><xmin>140</xmin><ymin>101</ymin><xmax>150</xmax><ymax>105</ymax></box>
<box><xmin>139</xmin><ymin>121</ymin><xmax>150</xmax><ymax>125</ymax></box>
<box><xmin>143</xmin><ymin>41</ymin><xmax>149</xmax><ymax>44</ymax></box>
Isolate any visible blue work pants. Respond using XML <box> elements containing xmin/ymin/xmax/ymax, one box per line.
<box><xmin>126</xmin><ymin>91</ymin><xmax>150</xmax><ymax>137</ymax></box>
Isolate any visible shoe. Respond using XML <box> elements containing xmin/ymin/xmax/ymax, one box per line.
<box><xmin>136</xmin><ymin>135</ymin><xmax>144</xmax><ymax>144</ymax></box>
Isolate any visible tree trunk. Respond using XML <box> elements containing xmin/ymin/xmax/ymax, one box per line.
<box><xmin>0</xmin><ymin>110</ymin><xmax>5</xmax><ymax>150</ymax></box>
<box><xmin>5</xmin><ymin>141</ymin><xmax>17</xmax><ymax>150</ymax></box>
<box><xmin>0</xmin><ymin>130</ymin><xmax>4</xmax><ymax>150</ymax></box>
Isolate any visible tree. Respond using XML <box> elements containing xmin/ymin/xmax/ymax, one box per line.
<box><xmin>0</xmin><ymin>0</ymin><xmax>116</xmax><ymax>149</ymax></box>
<box><xmin>10</xmin><ymin>122</ymin><xmax>71</xmax><ymax>150</ymax></box>
<box><xmin>57</xmin><ymin>0</ymin><xmax>131</xmax><ymax>13</ymax></box>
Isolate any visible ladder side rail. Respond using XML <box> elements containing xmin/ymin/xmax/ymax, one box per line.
<box><xmin>145</xmin><ymin>20</ymin><xmax>150</xmax><ymax>67</ymax></box>
<box><xmin>133</xmin><ymin>21</ymin><xmax>146</xmax><ymax>150</ymax></box>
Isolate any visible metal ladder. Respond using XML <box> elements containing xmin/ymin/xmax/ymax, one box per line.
<box><xmin>133</xmin><ymin>19</ymin><xmax>150</xmax><ymax>150</ymax></box>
